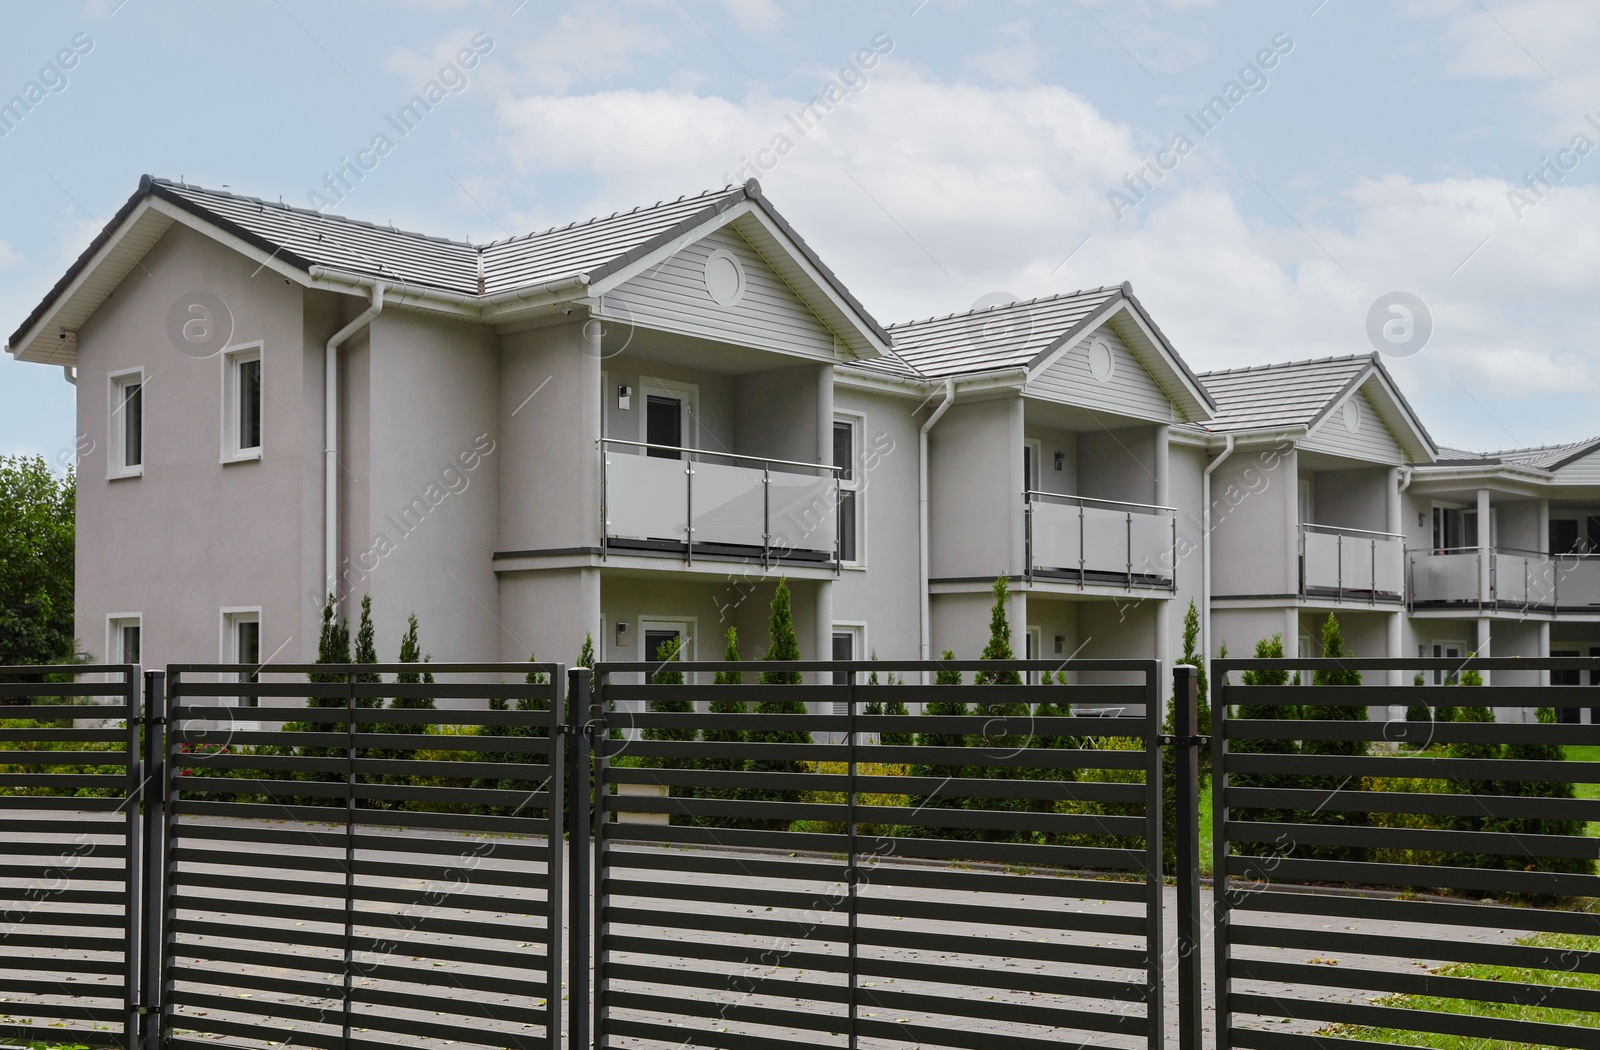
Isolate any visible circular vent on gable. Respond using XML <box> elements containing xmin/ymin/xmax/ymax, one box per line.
<box><xmin>703</xmin><ymin>249</ymin><xmax>745</xmax><ymax>306</ymax></box>
<box><xmin>1342</xmin><ymin>399</ymin><xmax>1362</xmax><ymax>433</ymax></box>
<box><xmin>1087</xmin><ymin>339</ymin><xmax>1115</xmax><ymax>382</ymax></box>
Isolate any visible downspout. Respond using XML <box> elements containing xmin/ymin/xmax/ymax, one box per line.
<box><xmin>325</xmin><ymin>283</ymin><xmax>385</xmax><ymax>608</ymax></box>
<box><xmin>919</xmin><ymin>378</ymin><xmax>956</xmax><ymax>676</ymax></box>
<box><xmin>62</xmin><ymin>366</ymin><xmax>77</xmax><ymax>385</ymax></box>
<box><xmin>1201</xmin><ymin>434</ymin><xmax>1236</xmax><ymax>687</ymax></box>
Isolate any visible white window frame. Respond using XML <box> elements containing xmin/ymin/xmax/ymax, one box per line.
<box><xmin>1024</xmin><ymin>439</ymin><xmax>1042</xmax><ymax>494</ymax></box>
<box><xmin>221</xmin><ymin>341</ymin><xmax>264</xmax><ymax>463</ymax></box>
<box><xmin>640</xmin><ymin>378</ymin><xmax>699</xmax><ymax>453</ymax></box>
<box><xmin>1428</xmin><ymin>639</ymin><xmax>1467</xmax><ymax>686</ymax></box>
<box><xmin>1026</xmin><ymin>625</ymin><xmax>1043</xmax><ymax>684</ymax></box>
<box><xmin>106</xmin><ymin>613</ymin><xmax>143</xmax><ymax>669</ymax></box>
<box><xmin>831</xmin><ymin>622</ymin><xmax>867</xmax><ymax>716</ymax></box>
<box><xmin>835</xmin><ymin>411</ymin><xmax>866</xmax><ymax>569</ymax></box>
<box><xmin>638</xmin><ymin>616</ymin><xmax>696</xmax><ymax>697</ymax></box>
<box><xmin>107</xmin><ymin>366</ymin><xmax>145</xmax><ymax>479</ymax></box>
<box><xmin>221</xmin><ymin>607</ymin><xmax>263</xmax><ymax>714</ymax></box>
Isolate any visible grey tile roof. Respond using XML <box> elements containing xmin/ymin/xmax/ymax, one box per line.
<box><xmin>157</xmin><ymin>178</ymin><xmax>746</xmax><ymax>296</ymax></box>
<box><xmin>885</xmin><ymin>286</ymin><xmax>1123</xmax><ymax>378</ymax></box>
<box><xmin>1196</xmin><ymin>353</ymin><xmax>1373</xmax><ymax>433</ymax></box>
<box><xmin>1435</xmin><ymin>435</ymin><xmax>1600</xmax><ymax>470</ymax></box>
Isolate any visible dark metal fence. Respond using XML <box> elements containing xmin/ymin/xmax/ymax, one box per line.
<box><xmin>1212</xmin><ymin>656</ymin><xmax>1600</xmax><ymax>1050</ymax></box>
<box><xmin>583</xmin><ymin>659</ymin><xmax>1169</xmax><ymax>1050</ymax></box>
<box><xmin>157</xmin><ymin>662</ymin><xmax>566</xmax><ymax>1050</ymax></box>
<box><xmin>0</xmin><ymin>665</ymin><xmax>142</xmax><ymax>1048</ymax></box>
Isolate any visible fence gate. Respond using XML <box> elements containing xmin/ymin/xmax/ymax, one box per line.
<box><xmin>581</xmin><ymin>658</ymin><xmax>1169</xmax><ymax>1050</ymax></box>
<box><xmin>0</xmin><ymin>665</ymin><xmax>142</xmax><ymax>1049</ymax></box>
<box><xmin>157</xmin><ymin>662</ymin><xmax>566</xmax><ymax>1050</ymax></box>
<box><xmin>1212</xmin><ymin>656</ymin><xmax>1600</xmax><ymax>1050</ymax></box>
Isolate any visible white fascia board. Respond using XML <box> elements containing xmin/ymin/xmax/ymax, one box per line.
<box><xmin>586</xmin><ymin>199</ymin><xmax>756</xmax><ymax>299</ymax></box>
<box><xmin>148</xmin><ymin>197</ymin><xmax>311</xmax><ymax>287</ymax></box>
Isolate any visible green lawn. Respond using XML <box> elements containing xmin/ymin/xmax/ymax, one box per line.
<box><xmin>1566</xmin><ymin>746</ymin><xmax>1600</xmax><ymax>837</ymax></box>
<box><xmin>1318</xmin><ymin>932</ymin><xmax>1600</xmax><ymax>1049</ymax></box>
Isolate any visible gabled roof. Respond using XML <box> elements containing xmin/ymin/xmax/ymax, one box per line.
<box><xmin>1435</xmin><ymin>435</ymin><xmax>1600</xmax><ymax>470</ymax></box>
<box><xmin>8</xmin><ymin>175</ymin><xmax>891</xmax><ymax>364</ymax></box>
<box><xmin>886</xmin><ymin>285</ymin><xmax>1122</xmax><ymax>376</ymax></box>
<box><xmin>1197</xmin><ymin>352</ymin><xmax>1437</xmax><ymax>462</ymax></box>
<box><xmin>882</xmin><ymin>281</ymin><xmax>1216</xmax><ymax>417</ymax></box>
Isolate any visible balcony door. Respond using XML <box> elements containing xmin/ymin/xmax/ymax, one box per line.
<box><xmin>1552</xmin><ymin>648</ymin><xmax>1581</xmax><ymax>723</ymax></box>
<box><xmin>643</xmin><ymin>380</ymin><xmax>696</xmax><ymax>460</ymax></box>
<box><xmin>1432</xmin><ymin>504</ymin><xmax>1482</xmax><ymax>552</ymax></box>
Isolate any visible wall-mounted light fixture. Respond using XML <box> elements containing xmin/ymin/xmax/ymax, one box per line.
<box><xmin>615</xmin><ymin>621</ymin><xmax>631</xmax><ymax>649</ymax></box>
<box><xmin>1053</xmin><ymin>451</ymin><xmax>1064</xmax><ymax>471</ymax></box>
<box><xmin>1418</xmin><ymin>512</ymin><xmax>1426</xmax><ymax>528</ymax></box>
<box><xmin>618</xmin><ymin>385</ymin><xmax>632</xmax><ymax>411</ymax></box>
<box><xmin>1054</xmin><ymin>635</ymin><xmax>1065</xmax><ymax>655</ymax></box>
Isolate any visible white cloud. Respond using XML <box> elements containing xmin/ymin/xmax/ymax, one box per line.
<box><xmin>486</xmin><ymin>53</ymin><xmax>1600</xmax><ymax>445</ymax></box>
<box><xmin>0</xmin><ymin>242</ymin><xmax>21</xmax><ymax>269</ymax></box>
<box><xmin>714</xmin><ymin>0</ymin><xmax>781</xmax><ymax>35</ymax></box>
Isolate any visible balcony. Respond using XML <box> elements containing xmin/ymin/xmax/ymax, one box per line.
<box><xmin>601</xmin><ymin>438</ymin><xmax>840</xmax><ymax>567</ymax></box>
<box><xmin>1300</xmin><ymin>524</ymin><xmax>1405</xmax><ymax>603</ymax></box>
<box><xmin>1024</xmin><ymin>492</ymin><xmax>1175</xmax><ymax>590</ymax></box>
<box><xmin>1408</xmin><ymin>547</ymin><xmax>1600</xmax><ymax>612</ymax></box>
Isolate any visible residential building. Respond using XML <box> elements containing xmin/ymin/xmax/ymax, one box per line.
<box><xmin>7</xmin><ymin>173</ymin><xmax>1596</xmax><ymax>722</ymax></box>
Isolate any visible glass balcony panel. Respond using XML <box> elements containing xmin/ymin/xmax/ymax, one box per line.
<box><xmin>1302</xmin><ymin>531</ymin><xmax>1343</xmax><ymax>591</ymax></box>
<box><xmin>605</xmin><ymin>452</ymin><xmax>687</xmax><ymax>543</ymax></box>
<box><xmin>1129</xmin><ymin>512</ymin><xmax>1173</xmax><ymax>578</ymax></box>
<box><xmin>1081</xmin><ymin>504</ymin><xmax>1129</xmax><ymax>574</ymax></box>
<box><xmin>688</xmin><ymin>458</ymin><xmax>767</xmax><ymax>548</ymax></box>
<box><xmin>1374</xmin><ymin>536</ymin><xmax>1404</xmax><ymax>595</ymax></box>
<box><xmin>767</xmin><ymin>470</ymin><xmax>836</xmax><ymax>555</ymax></box>
<box><xmin>1559</xmin><ymin>556</ymin><xmax>1600</xmax><ymax>607</ymax></box>
<box><xmin>1494</xmin><ymin>552</ymin><xmax>1530</xmax><ymax>605</ymax></box>
<box><xmin>1409</xmin><ymin>550</ymin><xmax>1480</xmax><ymax>603</ymax></box>
<box><xmin>1031</xmin><ymin>500</ymin><xmax>1082</xmax><ymax>571</ymax></box>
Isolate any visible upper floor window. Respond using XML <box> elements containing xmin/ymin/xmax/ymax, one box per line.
<box><xmin>108</xmin><ymin>368</ymin><xmax>144</xmax><ymax>478</ymax></box>
<box><xmin>223</xmin><ymin>345</ymin><xmax>262</xmax><ymax>461</ymax></box>
<box><xmin>834</xmin><ymin>417</ymin><xmax>861</xmax><ymax>565</ymax></box>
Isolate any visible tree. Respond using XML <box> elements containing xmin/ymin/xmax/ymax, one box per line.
<box><xmin>863</xmin><ymin>650</ymin><xmax>912</xmax><ymax>747</ymax></box>
<box><xmin>908</xmin><ymin>650</ymin><xmax>972</xmax><ymax>838</ymax></box>
<box><xmin>1496</xmin><ymin>707</ymin><xmax>1594</xmax><ymax>888</ymax></box>
<box><xmin>1296</xmin><ymin>615</ymin><xmax>1368</xmax><ymax>862</ymax></box>
<box><xmin>389</xmin><ymin>614</ymin><xmax>437</xmax><ymax>734</ymax></box>
<box><xmin>0</xmin><ymin>456</ymin><xmax>76</xmax><ymax>669</ymax></box>
<box><xmin>1443</xmin><ymin>695</ymin><xmax>1501</xmax><ymax>870</ymax></box>
<box><xmin>972</xmin><ymin>576</ymin><xmax>1021</xmax><ymax>685</ymax></box>
<box><xmin>743</xmin><ymin>579</ymin><xmax>808</xmax><ymax>827</ymax></box>
<box><xmin>350</xmin><ymin>594</ymin><xmax>384</xmax><ymax>731</ymax></box>
<box><xmin>697</xmin><ymin>628</ymin><xmax>747</xmax><ymax>827</ymax></box>
<box><xmin>1229</xmin><ymin>634</ymin><xmax>1299</xmax><ymax>845</ymax></box>
<box><xmin>1170</xmin><ymin>600</ymin><xmax>1212</xmax><ymax>740</ymax></box>
<box><xmin>965</xmin><ymin>576</ymin><xmax>1029</xmax><ymax>837</ymax></box>
<box><xmin>286</xmin><ymin>595</ymin><xmax>353</xmax><ymax>804</ymax></box>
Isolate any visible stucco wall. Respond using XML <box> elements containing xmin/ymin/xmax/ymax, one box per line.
<box><xmin>73</xmin><ymin>223</ymin><xmax>310</xmax><ymax>670</ymax></box>
<box><xmin>928</xmin><ymin>397</ymin><xmax>1015</xmax><ymax>580</ymax></box>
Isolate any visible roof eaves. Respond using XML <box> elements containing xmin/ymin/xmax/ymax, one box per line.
<box><xmin>743</xmin><ymin>180</ymin><xmax>894</xmax><ymax>347</ymax></box>
<box><xmin>1116</xmin><ymin>282</ymin><xmax>1219</xmax><ymax>414</ymax></box>
<box><xmin>1543</xmin><ymin>436</ymin><xmax>1600</xmax><ymax>471</ymax></box>
<box><xmin>8</xmin><ymin>175</ymin><xmax>168</xmax><ymax>352</ymax></box>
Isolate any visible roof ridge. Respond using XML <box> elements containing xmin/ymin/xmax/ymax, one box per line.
<box><xmin>153</xmin><ymin>177</ymin><xmax>476</xmax><ymax>249</ymax></box>
<box><xmin>1198</xmin><ymin>351</ymin><xmax>1376</xmax><ymax>379</ymax></box>
<box><xmin>885</xmin><ymin>284</ymin><xmax>1120</xmax><ymax>329</ymax></box>
<box><xmin>477</xmin><ymin>183</ymin><xmax>744</xmax><ymax>249</ymax></box>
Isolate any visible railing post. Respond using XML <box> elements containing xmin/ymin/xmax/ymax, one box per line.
<box><xmin>1126</xmin><ymin>509</ymin><xmax>1133</xmax><ymax>590</ymax></box>
<box><xmin>685</xmin><ymin>458</ymin><xmax>694</xmax><ymax>566</ymax></box>
<box><xmin>1024</xmin><ymin>493</ymin><xmax>1034</xmax><ymax>585</ymax></box>
<box><xmin>1171</xmin><ymin>664</ymin><xmax>1203</xmax><ymax>1050</ymax></box>
<box><xmin>567</xmin><ymin>667</ymin><xmax>592</xmax><ymax>1050</ymax></box>
<box><xmin>1370</xmin><ymin>537</ymin><xmax>1377</xmax><ymax>606</ymax></box>
<box><xmin>1077</xmin><ymin>502</ymin><xmax>1086</xmax><ymax>590</ymax></box>
<box><xmin>762</xmin><ymin>464</ymin><xmax>771</xmax><ymax>570</ymax></box>
<box><xmin>599</xmin><ymin>440</ymin><xmax>609</xmax><ymax>563</ymax></box>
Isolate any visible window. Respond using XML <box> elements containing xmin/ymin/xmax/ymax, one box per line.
<box><xmin>224</xmin><ymin>610</ymin><xmax>261</xmax><ymax>708</ymax></box>
<box><xmin>107</xmin><ymin>615</ymin><xmax>141</xmax><ymax>666</ymax></box>
<box><xmin>1550</xmin><ymin>518</ymin><xmax>1581</xmax><ymax>554</ymax></box>
<box><xmin>223</xmin><ymin>345</ymin><xmax>262</xmax><ymax>460</ymax></box>
<box><xmin>834</xmin><ymin>417</ymin><xmax>861</xmax><ymax>565</ymax></box>
<box><xmin>108</xmin><ymin>369</ymin><xmax>144</xmax><ymax>477</ymax></box>
<box><xmin>831</xmin><ymin>625</ymin><xmax>864</xmax><ymax>715</ymax></box>
<box><xmin>1023</xmin><ymin>440</ymin><xmax>1041</xmax><ymax>494</ymax></box>
<box><xmin>1429</xmin><ymin>641</ymin><xmax>1465</xmax><ymax>686</ymax></box>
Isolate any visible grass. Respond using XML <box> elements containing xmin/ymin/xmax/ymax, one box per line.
<box><xmin>1199</xmin><ymin>778</ymin><xmax>1213</xmax><ymax>876</ymax></box>
<box><xmin>1318</xmin><ymin>932</ymin><xmax>1600</xmax><ymax>1049</ymax></box>
<box><xmin>1565</xmin><ymin>746</ymin><xmax>1600</xmax><ymax>838</ymax></box>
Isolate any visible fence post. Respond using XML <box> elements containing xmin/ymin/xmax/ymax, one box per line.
<box><xmin>1142</xmin><ymin>664</ymin><xmax>1164</xmax><ymax>1046</ymax></box>
<box><xmin>545</xmin><ymin>664</ymin><xmax>566</xmax><ymax>1050</ymax></box>
<box><xmin>1172</xmin><ymin>664</ymin><xmax>1203</xmax><ymax>1050</ymax></box>
<box><xmin>567</xmin><ymin>667</ymin><xmax>592</xmax><ymax>1050</ymax></box>
<box><xmin>140</xmin><ymin>670</ymin><xmax>167</xmax><ymax>1050</ymax></box>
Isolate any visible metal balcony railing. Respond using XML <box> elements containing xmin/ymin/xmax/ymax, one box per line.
<box><xmin>1299</xmin><ymin>523</ymin><xmax>1405</xmax><ymax>602</ymax></box>
<box><xmin>1407</xmin><ymin>545</ymin><xmax>1600</xmax><ymax>612</ymax></box>
<box><xmin>600</xmin><ymin>438</ymin><xmax>842</xmax><ymax>569</ymax></box>
<box><xmin>1024</xmin><ymin>490</ymin><xmax>1176</xmax><ymax>589</ymax></box>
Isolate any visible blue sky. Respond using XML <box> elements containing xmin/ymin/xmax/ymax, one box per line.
<box><xmin>4</xmin><ymin>0</ymin><xmax>1598</xmax><ymax>462</ymax></box>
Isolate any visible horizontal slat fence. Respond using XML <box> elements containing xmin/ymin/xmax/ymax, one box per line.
<box><xmin>0</xmin><ymin>664</ymin><xmax>141</xmax><ymax>1048</ymax></box>
<box><xmin>589</xmin><ymin>658</ymin><xmax>1166</xmax><ymax>1050</ymax></box>
<box><xmin>1213</xmin><ymin>657</ymin><xmax>1600</xmax><ymax>1050</ymax></box>
<box><xmin>160</xmin><ymin>663</ymin><xmax>565</xmax><ymax>1050</ymax></box>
